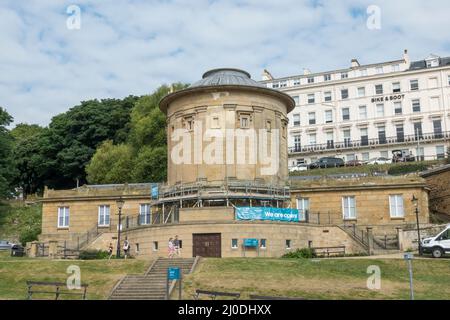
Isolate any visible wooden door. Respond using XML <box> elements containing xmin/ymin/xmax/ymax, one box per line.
<box><xmin>193</xmin><ymin>233</ymin><xmax>221</xmax><ymax>257</ymax></box>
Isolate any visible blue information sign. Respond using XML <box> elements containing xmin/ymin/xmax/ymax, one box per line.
<box><xmin>168</xmin><ymin>267</ymin><xmax>180</xmax><ymax>280</ymax></box>
<box><xmin>243</xmin><ymin>238</ymin><xmax>258</xmax><ymax>247</ymax></box>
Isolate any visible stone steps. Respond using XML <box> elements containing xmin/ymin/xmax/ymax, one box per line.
<box><xmin>109</xmin><ymin>257</ymin><xmax>198</xmax><ymax>300</ymax></box>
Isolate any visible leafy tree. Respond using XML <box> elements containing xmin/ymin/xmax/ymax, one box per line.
<box><xmin>86</xmin><ymin>140</ymin><xmax>134</xmax><ymax>184</ymax></box>
<box><xmin>86</xmin><ymin>84</ymin><xmax>188</xmax><ymax>184</ymax></box>
<box><xmin>0</xmin><ymin>108</ymin><xmax>15</xmax><ymax>199</ymax></box>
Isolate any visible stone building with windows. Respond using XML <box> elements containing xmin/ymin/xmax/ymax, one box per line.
<box><xmin>260</xmin><ymin>50</ymin><xmax>450</xmax><ymax>167</ymax></box>
<box><xmin>37</xmin><ymin>68</ymin><xmax>431</xmax><ymax>259</ymax></box>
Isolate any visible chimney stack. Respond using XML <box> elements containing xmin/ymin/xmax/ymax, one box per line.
<box><xmin>261</xmin><ymin>69</ymin><xmax>274</xmax><ymax>81</ymax></box>
<box><xmin>351</xmin><ymin>58</ymin><xmax>360</xmax><ymax>68</ymax></box>
<box><xmin>403</xmin><ymin>49</ymin><xmax>410</xmax><ymax>68</ymax></box>
<box><xmin>303</xmin><ymin>68</ymin><xmax>311</xmax><ymax>75</ymax></box>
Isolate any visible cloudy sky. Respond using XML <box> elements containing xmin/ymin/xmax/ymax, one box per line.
<box><xmin>1</xmin><ymin>0</ymin><xmax>450</xmax><ymax>126</ymax></box>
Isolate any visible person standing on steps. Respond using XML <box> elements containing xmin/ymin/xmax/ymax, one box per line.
<box><xmin>108</xmin><ymin>242</ymin><xmax>114</xmax><ymax>260</ymax></box>
<box><xmin>173</xmin><ymin>235</ymin><xmax>181</xmax><ymax>257</ymax></box>
<box><xmin>168</xmin><ymin>237</ymin><xmax>175</xmax><ymax>259</ymax></box>
<box><xmin>123</xmin><ymin>237</ymin><xmax>130</xmax><ymax>259</ymax></box>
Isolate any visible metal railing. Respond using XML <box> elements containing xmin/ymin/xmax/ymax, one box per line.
<box><xmin>289</xmin><ymin>130</ymin><xmax>450</xmax><ymax>155</ymax></box>
<box><xmin>123</xmin><ymin>208</ymin><xmax>180</xmax><ymax>230</ymax></box>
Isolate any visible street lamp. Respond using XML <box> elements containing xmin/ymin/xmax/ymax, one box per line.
<box><xmin>116</xmin><ymin>198</ymin><xmax>125</xmax><ymax>258</ymax></box>
<box><xmin>411</xmin><ymin>195</ymin><xmax>422</xmax><ymax>256</ymax></box>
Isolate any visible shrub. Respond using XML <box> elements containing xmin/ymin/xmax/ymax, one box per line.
<box><xmin>387</xmin><ymin>163</ymin><xmax>429</xmax><ymax>175</ymax></box>
<box><xmin>282</xmin><ymin>248</ymin><xmax>316</xmax><ymax>259</ymax></box>
<box><xmin>79</xmin><ymin>250</ymin><xmax>110</xmax><ymax>260</ymax></box>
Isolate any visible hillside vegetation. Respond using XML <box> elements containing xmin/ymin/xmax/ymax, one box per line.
<box><xmin>0</xmin><ymin>202</ymin><xmax>42</xmax><ymax>245</ymax></box>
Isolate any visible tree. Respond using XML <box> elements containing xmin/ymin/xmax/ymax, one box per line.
<box><xmin>0</xmin><ymin>108</ymin><xmax>15</xmax><ymax>199</ymax></box>
<box><xmin>86</xmin><ymin>84</ymin><xmax>188</xmax><ymax>185</ymax></box>
<box><xmin>11</xmin><ymin>125</ymin><xmax>47</xmax><ymax>196</ymax></box>
<box><xmin>86</xmin><ymin>140</ymin><xmax>134</xmax><ymax>184</ymax></box>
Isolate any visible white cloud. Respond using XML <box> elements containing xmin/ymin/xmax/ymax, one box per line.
<box><xmin>1</xmin><ymin>0</ymin><xmax>449</xmax><ymax>126</ymax></box>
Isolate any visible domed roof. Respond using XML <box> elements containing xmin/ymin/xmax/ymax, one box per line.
<box><xmin>159</xmin><ymin>68</ymin><xmax>295</xmax><ymax>114</ymax></box>
<box><xmin>189</xmin><ymin>68</ymin><xmax>266</xmax><ymax>89</ymax></box>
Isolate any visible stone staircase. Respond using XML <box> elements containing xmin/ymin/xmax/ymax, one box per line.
<box><xmin>109</xmin><ymin>257</ymin><xmax>198</xmax><ymax>300</ymax></box>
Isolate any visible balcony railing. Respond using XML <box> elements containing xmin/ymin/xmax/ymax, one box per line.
<box><xmin>289</xmin><ymin>131</ymin><xmax>450</xmax><ymax>155</ymax></box>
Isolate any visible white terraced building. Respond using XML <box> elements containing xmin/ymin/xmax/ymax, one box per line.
<box><xmin>260</xmin><ymin>50</ymin><xmax>450</xmax><ymax>168</ymax></box>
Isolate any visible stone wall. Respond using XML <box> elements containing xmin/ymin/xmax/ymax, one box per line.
<box><xmin>121</xmin><ymin>221</ymin><xmax>367</xmax><ymax>259</ymax></box>
<box><xmin>421</xmin><ymin>165</ymin><xmax>450</xmax><ymax>220</ymax></box>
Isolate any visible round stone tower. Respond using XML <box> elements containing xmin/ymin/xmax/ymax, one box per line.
<box><xmin>159</xmin><ymin>68</ymin><xmax>295</xmax><ymax>189</ymax></box>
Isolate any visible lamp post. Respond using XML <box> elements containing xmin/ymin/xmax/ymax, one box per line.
<box><xmin>411</xmin><ymin>195</ymin><xmax>422</xmax><ymax>256</ymax></box>
<box><xmin>116</xmin><ymin>198</ymin><xmax>125</xmax><ymax>258</ymax></box>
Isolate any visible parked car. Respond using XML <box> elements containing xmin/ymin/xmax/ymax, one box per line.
<box><xmin>289</xmin><ymin>164</ymin><xmax>308</xmax><ymax>172</ymax></box>
<box><xmin>367</xmin><ymin>157</ymin><xmax>392</xmax><ymax>165</ymax></box>
<box><xmin>421</xmin><ymin>224</ymin><xmax>450</xmax><ymax>258</ymax></box>
<box><xmin>345</xmin><ymin>160</ymin><xmax>363</xmax><ymax>167</ymax></box>
<box><xmin>0</xmin><ymin>240</ymin><xmax>12</xmax><ymax>251</ymax></box>
<box><xmin>309</xmin><ymin>157</ymin><xmax>345</xmax><ymax>169</ymax></box>
<box><xmin>392</xmin><ymin>149</ymin><xmax>415</xmax><ymax>163</ymax></box>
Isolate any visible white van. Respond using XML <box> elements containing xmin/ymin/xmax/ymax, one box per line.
<box><xmin>421</xmin><ymin>224</ymin><xmax>450</xmax><ymax>258</ymax></box>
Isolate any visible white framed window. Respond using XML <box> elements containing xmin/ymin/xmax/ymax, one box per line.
<box><xmin>280</xmin><ymin>80</ymin><xmax>287</xmax><ymax>88</ymax></box>
<box><xmin>412</xmin><ymin>99</ymin><xmax>421</xmax><ymax>113</ymax></box>
<box><xmin>308</xmin><ymin>112</ymin><xmax>316</xmax><ymax>125</ymax></box>
<box><xmin>342</xmin><ymin>108</ymin><xmax>350</xmax><ymax>121</ymax></box>
<box><xmin>293</xmin><ymin>114</ymin><xmax>300</xmax><ymax>126</ymax></box>
<box><xmin>324</xmin><ymin>74</ymin><xmax>331</xmax><ymax>81</ymax></box>
<box><xmin>324</xmin><ymin>91</ymin><xmax>332</xmax><ymax>102</ymax></box>
<box><xmin>292</xmin><ymin>96</ymin><xmax>299</xmax><ymax>105</ymax></box>
<box><xmin>392</xmin><ymin>82</ymin><xmax>401</xmax><ymax>93</ymax></box>
<box><xmin>357</xmin><ymin>87</ymin><xmax>365</xmax><ymax>97</ymax></box>
<box><xmin>231</xmin><ymin>239</ymin><xmax>238</xmax><ymax>249</ymax></box>
<box><xmin>293</xmin><ymin>79</ymin><xmax>301</xmax><ymax>86</ymax></box>
<box><xmin>392</xmin><ymin>64</ymin><xmax>400</xmax><ymax>72</ymax></box>
<box><xmin>389</xmin><ymin>195</ymin><xmax>404</xmax><ymax>218</ymax></box>
<box><xmin>296</xmin><ymin>198</ymin><xmax>309</xmax><ymax>221</ymax></box>
<box><xmin>362</xmin><ymin>152</ymin><xmax>370</xmax><ymax>162</ymax></box>
<box><xmin>394</xmin><ymin>102</ymin><xmax>402</xmax><ymax>115</ymax></box>
<box><xmin>359</xmin><ymin>105</ymin><xmax>367</xmax><ymax>119</ymax></box>
<box><xmin>436</xmin><ymin>145</ymin><xmax>446</xmax><ymax>160</ymax></box>
<box><xmin>376</xmin><ymin>104</ymin><xmax>385</xmax><ymax>117</ymax></box>
<box><xmin>428</xmin><ymin>77</ymin><xmax>438</xmax><ymax>88</ymax></box>
<box><xmin>341</xmin><ymin>89</ymin><xmax>349</xmax><ymax>99</ymax></box>
<box><xmin>309</xmin><ymin>133</ymin><xmax>317</xmax><ymax>145</ymax></box>
<box><xmin>360</xmin><ymin>69</ymin><xmax>368</xmax><ymax>77</ymax></box>
<box><xmin>410</xmin><ymin>79</ymin><xmax>419</xmax><ymax>91</ymax></box>
<box><xmin>139</xmin><ymin>204</ymin><xmax>151</xmax><ymax>225</ymax></box>
<box><xmin>380</xmin><ymin>151</ymin><xmax>389</xmax><ymax>158</ymax></box>
<box><xmin>153</xmin><ymin>241</ymin><xmax>159</xmax><ymax>251</ymax></box>
<box><xmin>57</xmin><ymin>207</ymin><xmax>70</xmax><ymax>228</ymax></box>
<box><xmin>341</xmin><ymin>72</ymin><xmax>348</xmax><ymax>79</ymax></box>
<box><xmin>342</xmin><ymin>196</ymin><xmax>356</xmax><ymax>220</ymax></box>
<box><xmin>376</xmin><ymin>66</ymin><xmax>384</xmax><ymax>74</ymax></box>
<box><xmin>307</xmin><ymin>93</ymin><xmax>315</xmax><ymax>104</ymax></box>
<box><xmin>375</xmin><ymin>84</ymin><xmax>383</xmax><ymax>95</ymax></box>
<box><xmin>98</xmin><ymin>205</ymin><xmax>110</xmax><ymax>226</ymax></box>
<box><xmin>307</xmin><ymin>77</ymin><xmax>314</xmax><ymax>84</ymax></box>
<box><xmin>325</xmin><ymin>110</ymin><xmax>333</xmax><ymax>123</ymax></box>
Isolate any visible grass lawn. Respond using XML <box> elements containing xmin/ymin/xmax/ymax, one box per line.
<box><xmin>0</xmin><ymin>251</ymin><xmax>150</xmax><ymax>300</ymax></box>
<box><xmin>183</xmin><ymin>257</ymin><xmax>450</xmax><ymax>300</ymax></box>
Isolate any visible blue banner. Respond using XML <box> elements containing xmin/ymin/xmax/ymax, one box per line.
<box><xmin>235</xmin><ymin>207</ymin><xmax>301</xmax><ymax>222</ymax></box>
<box><xmin>151</xmin><ymin>184</ymin><xmax>159</xmax><ymax>199</ymax></box>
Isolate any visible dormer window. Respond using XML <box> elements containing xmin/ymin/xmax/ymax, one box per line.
<box><xmin>425</xmin><ymin>54</ymin><xmax>440</xmax><ymax>68</ymax></box>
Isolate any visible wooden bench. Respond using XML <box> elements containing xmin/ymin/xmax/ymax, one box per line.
<box><xmin>26</xmin><ymin>281</ymin><xmax>88</xmax><ymax>300</ymax></box>
<box><xmin>250</xmin><ymin>295</ymin><xmax>307</xmax><ymax>300</ymax></box>
<box><xmin>193</xmin><ymin>289</ymin><xmax>240</xmax><ymax>300</ymax></box>
<box><xmin>312</xmin><ymin>246</ymin><xmax>346</xmax><ymax>257</ymax></box>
